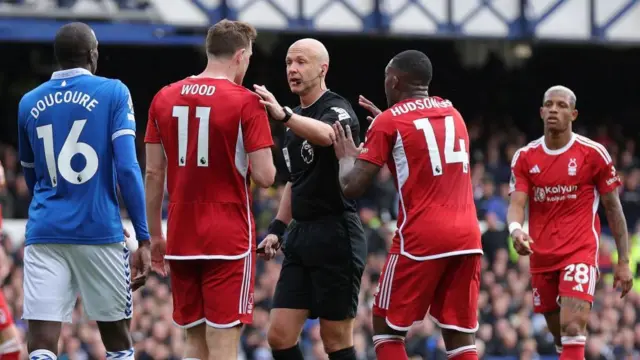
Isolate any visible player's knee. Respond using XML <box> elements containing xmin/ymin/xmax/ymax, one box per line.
<box><xmin>96</xmin><ymin>320</ymin><xmax>132</xmax><ymax>351</ymax></box>
<box><xmin>267</xmin><ymin>322</ymin><xmax>298</xmax><ymax>350</ymax></box>
<box><xmin>561</xmin><ymin>320</ymin><xmax>585</xmax><ymax>337</ymax></box>
<box><xmin>205</xmin><ymin>325</ymin><xmax>241</xmax><ymax>358</ymax></box>
<box><xmin>185</xmin><ymin>324</ymin><xmax>208</xmax><ymax>358</ymax></box>
<box><xmin>319</xmin><ymin>320</ymin><xmax>353</xmax><ymax>353</ymax></box>
<box><xmin>26</xmin><ymin>322</ymin><xmax>59</xmax><ymax>353</ymax></box>
<box><xmin>441</xmin><ymin>329</ymin><xmax>475</xmax><ymax>350</ymax></box>
<box><xmin>371</xmin><ymin>315</ymin><xmax>401</xmax><ymax>337</ymax></box>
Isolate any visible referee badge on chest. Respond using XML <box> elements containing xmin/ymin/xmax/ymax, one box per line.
<box><xmin>301</xmin><ymin>140</ymin><xmax>314</xmax><ymax>164</ymax></box>
<box><xmin>568</xmin><ymin>158</ymin><xmax>577</xmax><ymax>176</ymax></box>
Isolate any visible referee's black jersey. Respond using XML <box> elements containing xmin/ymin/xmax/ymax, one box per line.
<box><xmin>283</xmin><ymin>91</ymin><xmax>360</xmax><ymax>221</ymax></box>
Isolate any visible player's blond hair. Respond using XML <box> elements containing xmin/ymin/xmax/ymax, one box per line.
<box><xmin>205</xmin><ymin>19</ymin><xmax>257</xmax><ymax>58</ymax></box>
<box><xmin>544</xmin><ymin>85</ymin><xmax>577</xmax><ymax>107</ymax></box>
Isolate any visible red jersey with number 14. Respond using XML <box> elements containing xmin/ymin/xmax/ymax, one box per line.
<box><xmin>358</xmin><ymin>97</ymin><xmax>482</xmax><ymax>260</ymax></box>
<box><xmin>145</xmin><ymin>77</ymin><xmax>273</xmax><ymax>259</ymax></box>
<box><xmin>509</xmin><ymin>133</ymin><xmax>621</xmax><ymax>273</ymax></box>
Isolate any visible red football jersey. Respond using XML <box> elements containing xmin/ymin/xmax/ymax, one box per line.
<box><xmin>0</xmin><ymin>290</ymin><xmax>14</xmax><ymax>331</ymax></box>
<box><xmin>358</xmin><ymin>97</ymin><xmax>482</xmax><ymax>260</ymax></box>
<box><xmin>510</xmin><ymin>133</ymin><xmax>621</xmax><ymax>273</ymax></box>
<box><xmin>145</xmin><ymin>77</ymin><xmax>274</xmax><ymax>259</ymax></box>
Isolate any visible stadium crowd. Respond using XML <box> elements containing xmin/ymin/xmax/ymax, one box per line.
<box><xmin>2</xmin><ymin>120</ymin><xmax>640</xmax><ymax>360</ymax></box>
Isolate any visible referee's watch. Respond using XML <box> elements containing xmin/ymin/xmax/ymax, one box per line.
<box><xmin>280</xmin><ymin>106</ymin><xmax>293</xmax><ymax>123</ymax></box>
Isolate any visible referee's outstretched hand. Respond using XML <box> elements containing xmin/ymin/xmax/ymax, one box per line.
<box><xmin>257</xmin><ymin>234</ymin><xmax>280</xmax><ymax>261</ymax></box>
<box><xmin>358</xmin><ymin>95</ymin><xmax>382</xmax><ymax>122</ymax></box>
<box><xmin>253</xmin><ymin>84</ymin><xmax>285</xmax><ymax>120</ymax></box>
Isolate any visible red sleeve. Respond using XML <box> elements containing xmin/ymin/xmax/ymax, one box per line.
<box><xmin>358</xmin><ymin>112</ymin><xmax>395</xmax><ymax>167</ymax></box>
<box><xmin>241</xmin><ymin>93</ymin><xmax>274</xmax><ymax>152</ymax></box>
<box><xmin>509</xmin><ymin>148</ymin><xmax>530</xmax><ymax>194</ymax></box>
<box><xmin>592</xmin><ymin>148</ymin><xmax>621</xmax><ymax>194</ymax></box>
<box><xmin>144</xmin><ymin>91</ymin><xmax>162</xmax><ymax>144</ymax></box>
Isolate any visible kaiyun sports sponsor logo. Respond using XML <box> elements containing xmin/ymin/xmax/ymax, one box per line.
<box><xmin>533</xmin><ymin>185</ymin><xmax>578</xmax><ymax>202</ymax></box>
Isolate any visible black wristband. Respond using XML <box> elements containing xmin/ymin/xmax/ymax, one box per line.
<box><xmin>267</xmin><ymin>219</ymin><xmax>288</xmax><ymax>241</ymax></box>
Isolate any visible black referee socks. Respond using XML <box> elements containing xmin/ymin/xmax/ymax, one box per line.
<box><xmin>328</xmin><ymin>346</ymin><xmax>356</xmax><ymax>360</ymax></box>
<box><xmin>272</xmin><ymin>344</ymin><xmax>304</xmax><ymax>360</ymax></box>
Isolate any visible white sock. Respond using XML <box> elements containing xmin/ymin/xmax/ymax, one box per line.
<box><xmin>556</xmin><ymin>345</ymin><xmax>563</xmax><ymax>354</ymax></box>
<box><xmin>106</xmin><ymin>348</ymin><xmax>134</xmax><ymax>360</ymax></box>
<box><xmin>29</xmin><ymin>349</ymin><xmax>57</xmax><ymax>360</ymax></box>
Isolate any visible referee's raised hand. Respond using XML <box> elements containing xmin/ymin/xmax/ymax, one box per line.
<box><xmin>253</xmin><ymin>84</ymin><xmax>285</xmax><ymax>120</ymax></box>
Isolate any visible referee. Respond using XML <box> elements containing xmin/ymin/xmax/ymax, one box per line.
<box><xmin>254</xmin><ymin>38</ymin><xmax>366</xmax><ymax>360</ymax></box>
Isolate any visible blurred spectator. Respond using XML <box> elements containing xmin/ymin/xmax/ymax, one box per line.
<box><xmin>621</xmin><ymin>169</ymin><xmax>640</xmax><ymax>231</ymax></box>
<box><xmin>476</xmin><ymin>176</ymin><xmax>508</xmax><ymax>224</ymax></box>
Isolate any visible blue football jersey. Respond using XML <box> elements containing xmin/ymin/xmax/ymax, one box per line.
<box><xmin>18</xmin><ymin>68</ymin><xmax>137</xmax><ymax>245</ymax></box>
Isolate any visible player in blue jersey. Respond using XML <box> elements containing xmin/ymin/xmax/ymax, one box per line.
<box><xmin>17</xmin><ymin>22</ymin><xmax>150</xmax><ymax>360</ymax></box>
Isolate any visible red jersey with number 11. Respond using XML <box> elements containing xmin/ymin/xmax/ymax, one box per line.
<box><xmin>358</xmin><ymin>97</ymin><xmax>482</xmax><ymax>261</ymax></box>
<box><xmin>145</xmin><ymin>77</ymin><xmax>273</xmax><ymax>259</ymax></box>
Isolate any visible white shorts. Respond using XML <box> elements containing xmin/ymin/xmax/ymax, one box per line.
<box><xmin>22</xmin><ymin>242</ymin><xmax>133</xmax><ymax>323</ymax></box>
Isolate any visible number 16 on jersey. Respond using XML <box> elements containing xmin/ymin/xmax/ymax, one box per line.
<box><xmin>36</xmin><ymin>120</ymin><xmax>99</xmax><ymax>186</ymax></box>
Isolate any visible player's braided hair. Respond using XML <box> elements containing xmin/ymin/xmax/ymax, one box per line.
<box><xmin>390</xmin><ymin>50</ymin><xmax>433</xmax><ymax>87</ymax></box>
<box><xmin>206</xmin><ymin>19</ymin><xmax>257</xmax><ymax>58</ymax></box>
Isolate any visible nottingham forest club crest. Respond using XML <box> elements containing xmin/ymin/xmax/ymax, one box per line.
<box><xmin>568</xmin><ymin>158</ymin><xmax>577</xmax><ymax>176</ymax></box>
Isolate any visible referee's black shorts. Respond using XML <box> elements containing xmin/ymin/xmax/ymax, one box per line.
<box><xmin>272</xmin><ymin>211</ymin><xmax>367</xmax><ymax>320</ymax></box>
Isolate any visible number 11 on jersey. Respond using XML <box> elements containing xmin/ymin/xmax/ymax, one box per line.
<box><xmin>173</xmin><ymin>105</ymin><xmax>211</xmax><ymax>167</ymax></box>
<box><xmin>414</xmin><ymin>116</ymin><xmax>469</xmax><ymax>176</ymax></box>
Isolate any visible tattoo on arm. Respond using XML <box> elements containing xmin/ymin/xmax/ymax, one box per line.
<box><xmin>339</xmin><ymin>159</ymin><xmax>381</xmax><ymax>199</ymax></box>
<box><xmin>601</xmin><ymin>190</ymin><xmax>629</xmax><ymax>263</ymax></box>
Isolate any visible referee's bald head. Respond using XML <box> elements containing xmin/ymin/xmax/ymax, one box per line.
<box><xmin>54</xmin><ymin>22</ymin><xmax>99</xmax><ymax>73</ymax></box>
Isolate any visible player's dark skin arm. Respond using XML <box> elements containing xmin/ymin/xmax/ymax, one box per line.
<box><xmin>601</xmin><ymin>190</ymin><xmax>630</xmax><ymax>264</ymax></box>
<box><xmin>338</xmin><ymin>158</ymin><xmax>381</xmax><ymax>199</ymax></box>
<box><xmin>506</xmin><ymin>191</ymin><xmax>527</xmax><ymax>226</ymax></box>
<box><xmin>601</xmin><ymin>189</ymin><xmax>634</xmax><ymax>297</ymax></box>
<box><xmin>556</xmin><ymin>190</ymin><xmax>631</xmax><ymax>342</ymax></box>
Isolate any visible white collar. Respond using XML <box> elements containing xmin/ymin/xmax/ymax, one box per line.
<box><xmin>51</xmin><ymin>68</ymin><xmax>93</xmax><ymax>80</ymax></box>
<box><xmin>542</xmin><ymin>132</ymin><xmax>576</xmax><ymax>155</ymax></box>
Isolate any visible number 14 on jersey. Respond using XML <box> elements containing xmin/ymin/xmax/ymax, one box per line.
<box><xmin>414</xmin><ymin>116</ymin><xmax>469</xmax><ymax>176</ymax></box>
